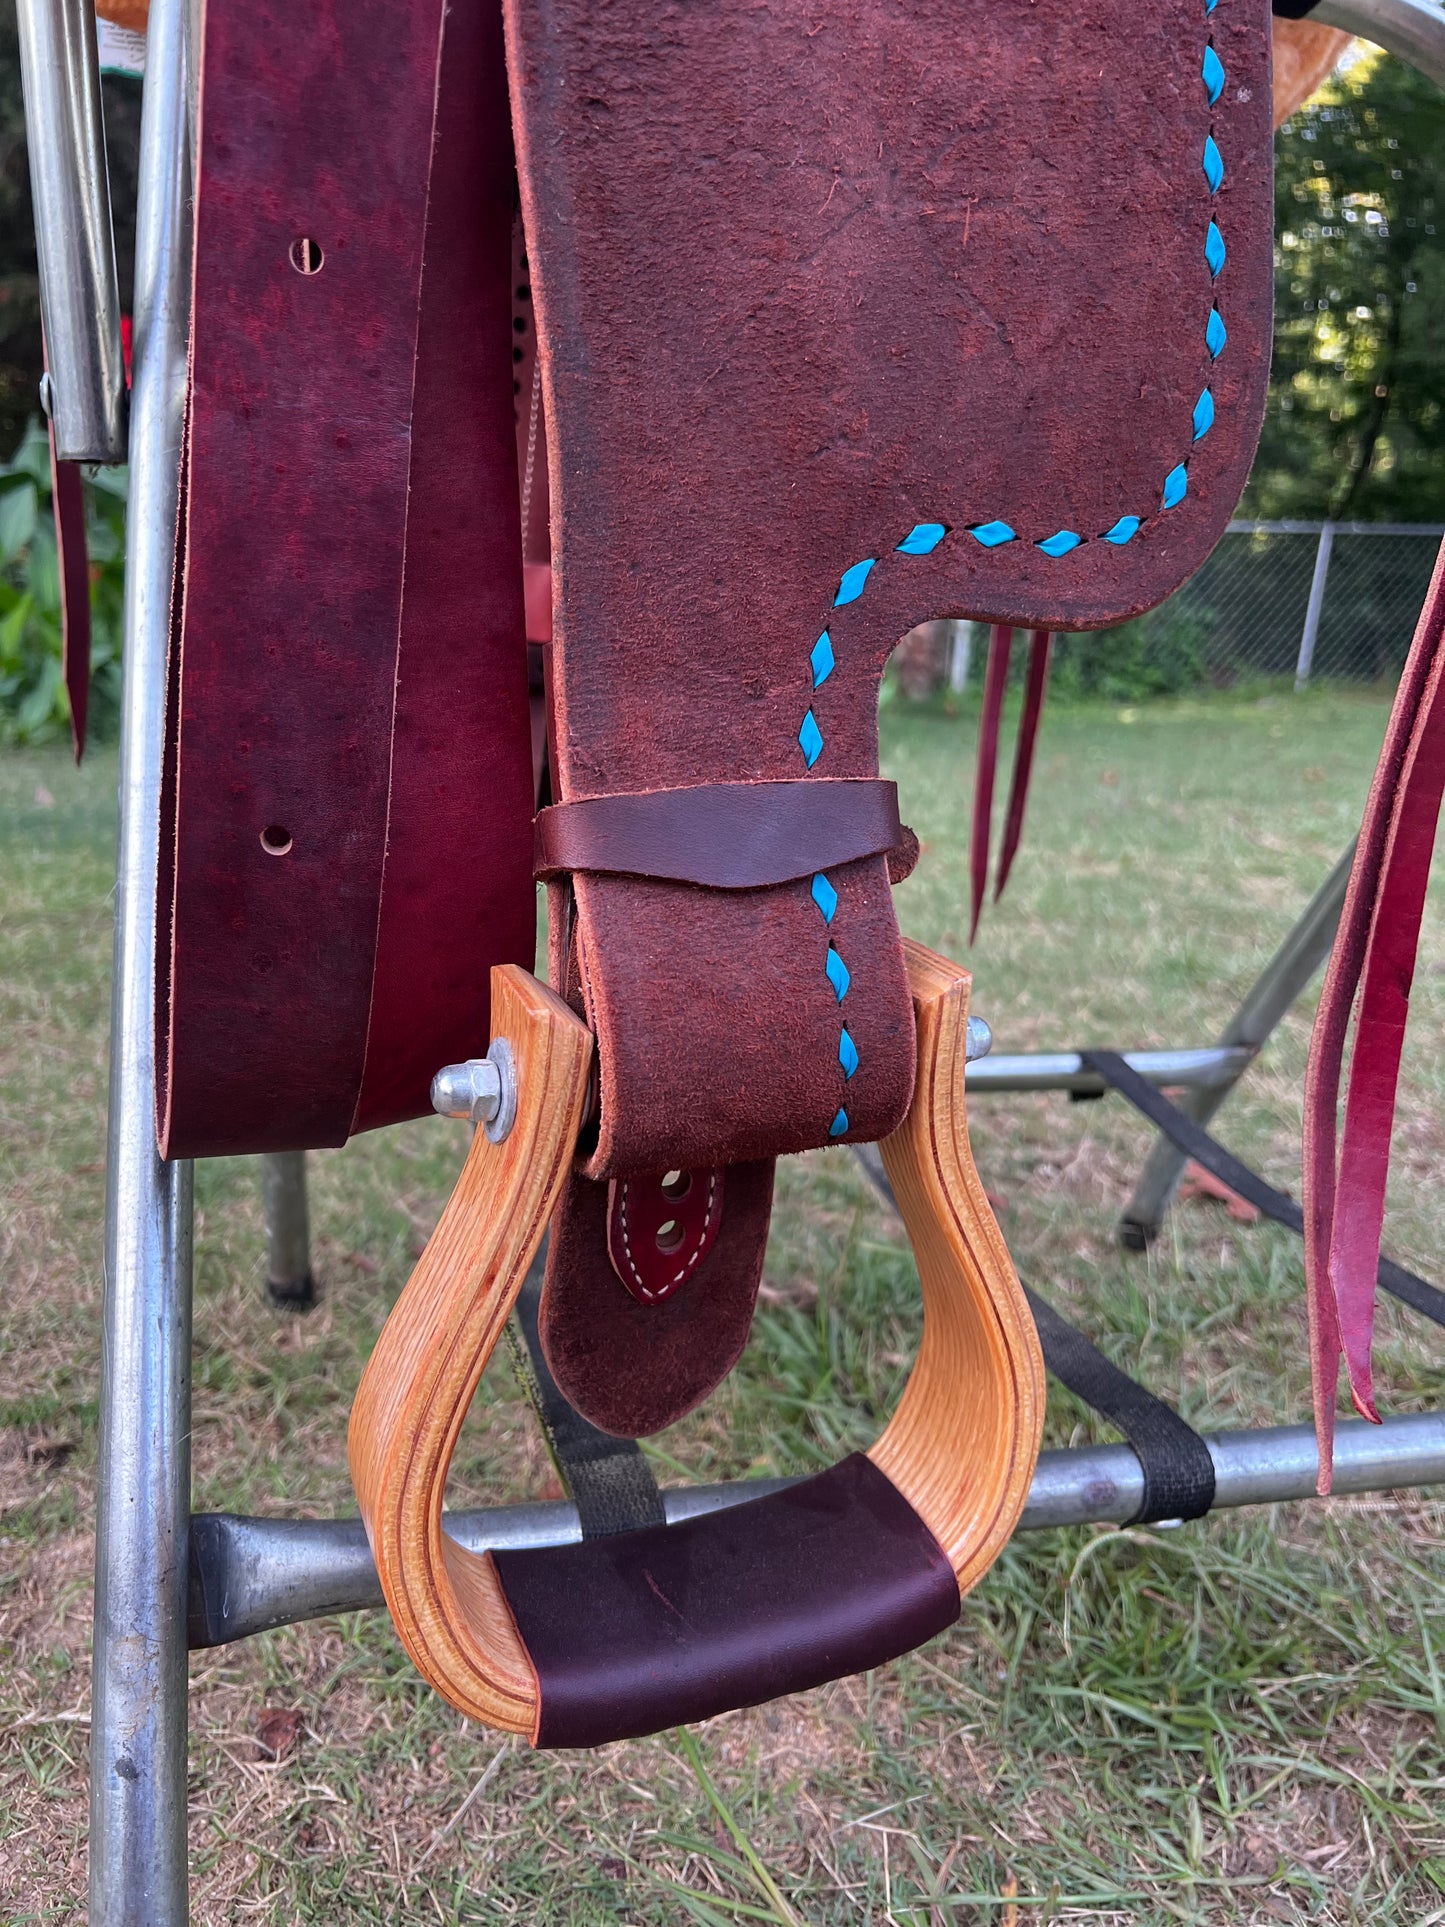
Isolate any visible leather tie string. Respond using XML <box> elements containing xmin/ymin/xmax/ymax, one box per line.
<box><xmin>970</xmin><ymin>625</ymin><xmax>1013</xmax><ymax>942</ymax></box>
<box><xmin>970</xmin><ymin>626</ymin><xmax>1052</xmax><ymax>938</ymax></box>
<box><xmin>996</xmin><ymin>629</ymin><xmax>1054</xmax><ymax>904</ymax></box>
<box><xmin>1303</xmin><ymin>537</ymin><xmax>1445</xmax><ymax>1490</ymax></box>
<box><xmin>44</xmin><ymin>383</ymin><xmax>91</xmax><ymax>765</ymax></box>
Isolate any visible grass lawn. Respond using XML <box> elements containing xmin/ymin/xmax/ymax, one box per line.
<box><xmin>2</xmin><ymin>687</ymin><xmax>1444</xmax><ymax>1924</ymax></box>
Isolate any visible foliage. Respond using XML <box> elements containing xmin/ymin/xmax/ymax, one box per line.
<box><xmin>0</xmin><ymin>19</ymin><xmax>139</xmax><ymax>457</ymax></box>
<box><xmin>0</xmin><ymin>420</ymin><xmax>127</xmax><ymax>744</ymax></box>
<box><xmin>1050</xmin><ymin>602</ymin><xmax>1213</xmax><ymax>702</ymax></box>
<box><xmin>1244</xmin><ymin>48</ymin><xmax>1445</xmax><ymax>522</ymax></box>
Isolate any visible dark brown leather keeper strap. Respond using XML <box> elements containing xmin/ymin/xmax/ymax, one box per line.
<box><xmin>534</xmin><ymin>778</ymin><xmax>903</xmax><ymax>888</ymax></box>
<box><xmin>490</xmin><ymin>1454</ymin><xmax>960</xmax><ymax>1748</ymax></box>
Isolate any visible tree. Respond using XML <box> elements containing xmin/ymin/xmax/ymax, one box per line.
<box><xmin>1243</xmin><ymin>49</ymin><xmax>1445</xmax><ymax>523</ymax></box>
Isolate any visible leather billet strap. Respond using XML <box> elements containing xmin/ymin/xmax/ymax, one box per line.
<box><xmin>157</xmin><ymin>0</ymin><xmax>535</xmax><ymax>1158</ymax></box>
<box><xmin>1303</xmin><ymin>539</ymin><xmax>1445</xmax><ymax>1487</ymax></box>
<box><xmin>534</xmin><ymin>778</ymin><xmax>905</xmax><ymax>888</ymax></box>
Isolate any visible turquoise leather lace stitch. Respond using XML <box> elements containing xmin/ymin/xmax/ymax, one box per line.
<box><xmin>798</xmin><ymin>1</ymin><xmax>1228</xmax><ymax>1140</ymax></box>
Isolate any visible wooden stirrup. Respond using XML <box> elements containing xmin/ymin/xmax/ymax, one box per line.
<box><xmin>349</xmin><ymin>941</ymin><xmax>1044</xmax><ymax>1740</ymax></box>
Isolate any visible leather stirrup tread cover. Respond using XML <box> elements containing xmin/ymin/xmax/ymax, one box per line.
<box><xmin>492</xmin><ymin>1453</ymin><xmax>960</xmax><ymax>1748</ymax></box>
<box><xmin>509</xmin><ymin>0</ymin><xmax>1272</xmax><ymax>1429</ymax></box>
<box><xmin>158</xmin><ymin>0</ymin><xmax>535</xmax><ymax>1158</ymax></box>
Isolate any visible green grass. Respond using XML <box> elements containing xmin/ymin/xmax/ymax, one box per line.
<box><xmin>2</xmin><ymin>688</ymin><xmax>1444</xmax><ymax>1923</ymax></box>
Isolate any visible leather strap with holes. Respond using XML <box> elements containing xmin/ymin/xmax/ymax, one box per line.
<box><xmin>157</xmin><ymin>0</ymin><xmax>535</xmax><ymax>1157</ymax></box>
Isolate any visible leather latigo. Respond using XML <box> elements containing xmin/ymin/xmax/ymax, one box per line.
<box><xmin>159</xmin><ymin>0</ymin><xmax>534</xmax><ymax>1157</ymax></box>
<box><xmin>508</xmin><ymin>0</ymin><xmax>1272</xmax><ymax>1424</ymax></box>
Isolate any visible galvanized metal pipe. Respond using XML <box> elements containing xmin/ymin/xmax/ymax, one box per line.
<box><xmin>1294</xmin><ymin>522</ymin><xmax>1335</xmax><ymax>690</ymax></box>
<box><xmin>964</xmin><ymin>1044</ymin><xmax>1251</xmax><ymax>1096</ymax></box>
<box><xmin>14</xmin><ymin>0</ymin><xmax>126</xmax><ymax>460</ymax></box>
<box><xmin>260</xmin><ymin>1150</ymin><xmax>314</xmax><ymax>1307</ymax></box>
<box><xmin>187</xmin><ymin>1413</ymin><xmax>1445</xmax><ymax>1650</ymax></box>
<box><xmin>1310</xmin><ymin>0</ymin><xmax>1445</xmax><ymax>88</ymax></box>
<box><xmin>90</xmin><ymin>0</ymin><xmax>194</xmax><ymax>1921</ymax></box>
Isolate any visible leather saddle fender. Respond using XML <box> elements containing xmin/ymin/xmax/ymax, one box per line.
<box><xmin>511</xmin><ymin>0</ymin><xmax>1276</xmax><ymax>1433</ymax></box>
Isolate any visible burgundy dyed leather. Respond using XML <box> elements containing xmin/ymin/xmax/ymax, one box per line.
<box><xmin>509</xmin><ymin>0</ymin><xmax>1272</xmax><ymax>1432</ymax></box>
<box><xmin>508</xmin><ymin>0</ymin><xmax>1272</xmax><ymax>1177</ymax></box>
<box><xmin>606</xmin><ymin>1166</ymin><xmax>725</xmax><ymax>1306</ymax></box>
<box><xmin>158</xmin><ymin>0</ymin><xmax>534</xmax><ymax>1158</ymax></box>
<box><xmin>972</xmin><ymin>627</ymin><xmax>1014</xmax><ymax>942</ymax></box>
<box><xmin>490</xmin><ymin>1454</ymin><xmax>960</xmax><ymax>1747</ymax></box>
<box><xmin>996</xmin><ymin>632</ymin><xmax>1054</xmax><ymax>904</ymax></box>
<box><xmin>541</xmin><ymin>1158</ymin><xmax>774</xmax><ymax>1437</ymax></box>
<box><xmin>1304</xmin><ymin>540</ymin><xmax>1445</xmax><ymax>1481</ymax></box>
<box><xmin>350</xmin><ymin>0</ymin><xmax>536</xmax><ymax>1134</ymax></box>
<box><xmin>534</xmin><ymin>779</ymin><xmax>904</xmax><ymax>888</ymax></box>
<box><xmin>48</xmin><ymin>431</ymin><xmax>89</xmax><ymax>764</ymax></box>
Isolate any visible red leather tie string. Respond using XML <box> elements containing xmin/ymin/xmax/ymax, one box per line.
<box><xmin>50</xmin><ymin>440</ymin><xmax>90</xmax><ymax>765</ymax></box>
<box><xmin>971</xmin><ymin>625</ymin><xmax>1051</xmax><ymax>938</ymax></box>
<box><xmin>970</xmin><ymin>625</ymin><xmax>1013</xmax><ymax>942</ymax></box>
<box><xmin>1304</xmin><ymin>537</ymin><xmax>1445</xmax><ymax>1490</ymax></box>
<box><xmin>996</xmin><ymin>629</ymin><xmax>1053</xmax><ymax>904</ymax></box>
<box><xmin>42</xmin><ymin>340</ymin><xmax>92</xmax><ymax>765</ymax></box>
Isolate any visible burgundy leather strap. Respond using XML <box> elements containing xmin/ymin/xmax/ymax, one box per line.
<box><xmin>995</xmin><ymin>630</ymin><xmax>1052</xmax><ymax>904</ymax></box>
<box><xmin>535</xmin><ymin>778</ymin><xmax>904</xmax><ymax>888</ymax></box>
<box><xmin>971</xmin><ymin>625</ymin><xmax>1013</xmax><ymax>941</ymax></box>
<box><xmin>47</xmin><ymin>422</ymin><xmax>90</xmax><ymax>765</ymax></box>
<box><xmin>349</xmin><ymin>0</ymin><xmax>535</xmax><ymax>1135</ymax></box>
<box><xmin>159</xmin><ymin>0</ymin><xmax>534</xmax><ymax>1158</ymax></box>
<box><xmin>1304</xmin><ymin>538</ymin><xmax>1445</xmax><ymax>1484</ymax></box>
<box><xmin>605</xmin><ymin>1166</ymin><xmax>726</xmax><ymax>1306</ymax></box>
<box><xmin>491</xmin><ymin>1454</ymin><xmax>960</xmax><ymax>1747</ymax></box>
<box><xmin>540</xmin><ymin>1156</ymin><xmax>775</xmax><ymax>1437</ymax></box>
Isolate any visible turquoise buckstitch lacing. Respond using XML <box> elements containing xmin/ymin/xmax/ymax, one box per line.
<box><xmin>800</xmin><ymin>0</ymin><xmax>1228</xmax><ymax>1140</ymax></box>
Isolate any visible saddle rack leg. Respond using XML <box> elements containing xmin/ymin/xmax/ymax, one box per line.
<box><xmin>351</xmin><ymin>942</ymin><xmax>1041</xmax><ymax>1738</ymax></box>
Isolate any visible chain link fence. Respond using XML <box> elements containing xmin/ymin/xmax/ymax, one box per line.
<box><xmin>1150</xmin><ymin>522</ymin><xmax>1445</xmax><ymax>687</ymax></box>
<box><xmin>915</xmin><ymin>524</ymin><xmax>1443</xmax><ymax>698</ymax></box>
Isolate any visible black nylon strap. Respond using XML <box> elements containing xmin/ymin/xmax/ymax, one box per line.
<box><xmin>849</xmin><ymin>1142</ymin><xmax>1216</xmax><ymax>1525</ymax></box>
<box><xmin>1023</xmin><ymin>1288</ymin><xmax>1217</xmax><ymax>1524</ymax></box>
<box><xmin>509</xmin><ymin>1242</ymin><xmax>667</xmax><ymax>1538</ymax></box>
<box><xmin>1080</xmin><ymin>1051</ymin><xmax>1445</xmax><ymax>1330</ymax></box>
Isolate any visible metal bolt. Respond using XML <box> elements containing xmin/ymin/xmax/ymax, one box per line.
<box><xmin>965</xmin><ymin>1015</ymin><xmax>993</xmax><ymax>1063</ymax></box>
<box><xmin>430</xmin><ymin>1038</ymin><xmax>518</xmax><ymax>1143</ymax></box>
